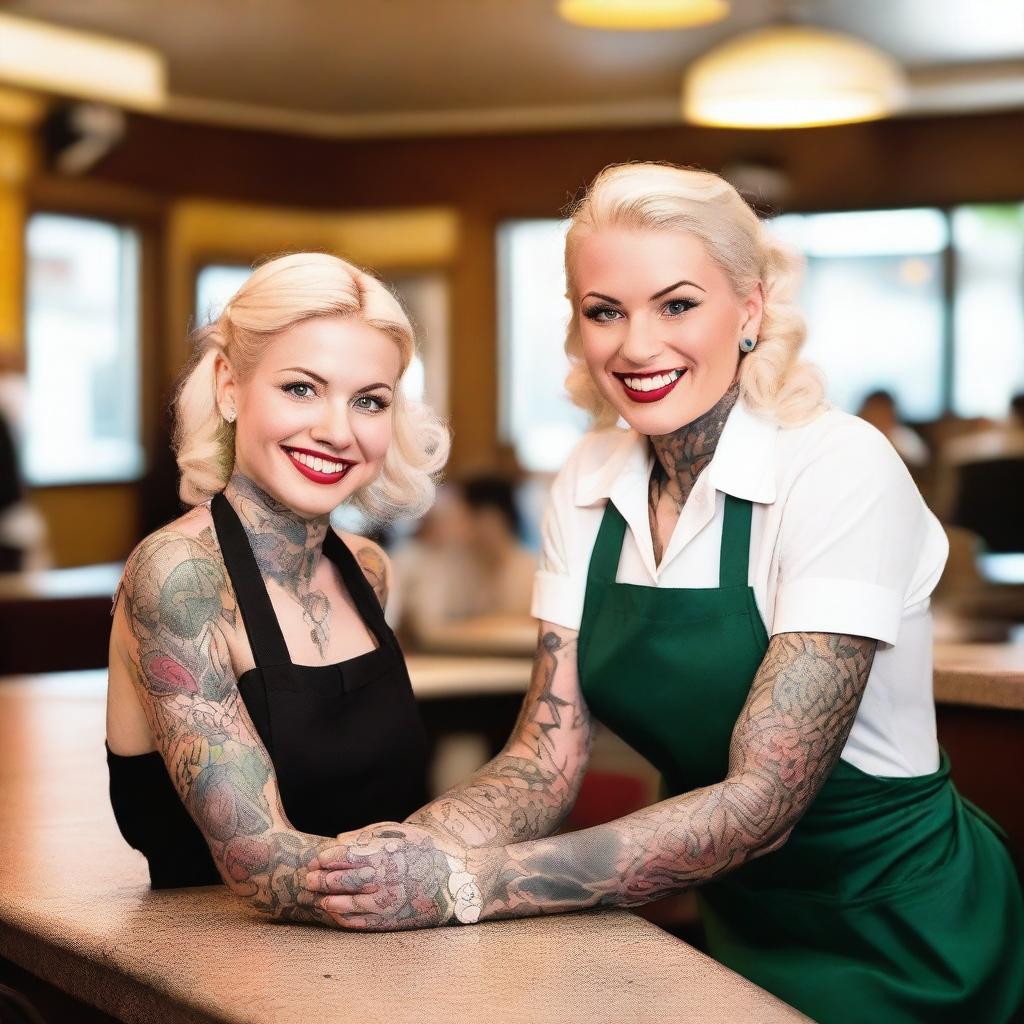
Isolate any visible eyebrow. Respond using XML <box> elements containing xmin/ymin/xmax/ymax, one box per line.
<box><xmin>280</xmin><ymin>367</ymin><xmax>394</xmax><ymax>393</ymax></box>
<box><xmin>582</xmin><ymin>279</ymin><xmax>706</xmax><ymax>305</ymax></box>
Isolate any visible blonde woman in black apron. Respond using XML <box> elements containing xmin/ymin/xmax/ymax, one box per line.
<box><xmin>106</xmin><ymin>253</ymin><xmax>447</xmax><ymax>910</ymax></box>
<box><xmin>304</xmin><ymin>165</ymin><xmax>1024</xmax><ymax>1023</ymax></box>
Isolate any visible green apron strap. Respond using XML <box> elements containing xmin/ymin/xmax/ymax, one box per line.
<box><xmin>578</xmin><ymin>501</ymin><xmax>627</xmax><ymax>670</ymax></box>
<box><xmin>719</xmin><ymin>494</ymin><xmax>753</xmax><ymax>588</ymax></box>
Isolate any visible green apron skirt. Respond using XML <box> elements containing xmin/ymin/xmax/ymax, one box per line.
<box><xmin>577</xmin><ymin>494</ymin><xmax>1024</xmax><ymax>1023</ymax></box>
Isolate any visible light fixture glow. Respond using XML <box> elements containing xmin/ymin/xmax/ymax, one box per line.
<box><xmin>558</xmin><ymin>0</ymin><xmax>729</xmax><ymax>30</ymax></box>
<box><xmin>683</xmin><ymin>26</ymin><xmax>907</xmax><ymax>129</ymax></box>
<box><xmin>0</xmin><ymin>14</ymin><xmax>166</xmax><ymax>111</ymax></box>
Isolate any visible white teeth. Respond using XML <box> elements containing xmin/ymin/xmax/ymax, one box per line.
<box><xmin>622</xmin><ymin>369</ymin><xmax>684</xmax><ymax>393</ymax></box>
<box><xmin>288</xmin><ymin>450</ymin><xmax>346</xmax><ymax>474</ymax></box>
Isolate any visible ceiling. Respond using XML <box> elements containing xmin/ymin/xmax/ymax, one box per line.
<box><xmin>5</xmin><ymin>0</ymin><xmax>1024</xmax><ymax>136</ymax></box>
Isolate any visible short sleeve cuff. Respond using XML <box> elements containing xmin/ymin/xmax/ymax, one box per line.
<box><xmin>772</xmin><ymin>577</ymin><xmax>904</xmax><ymax>646</ymax></box>
<box><xmin>531</xmin><ymin>571</ymin><xmax>584</xmax><ymax>632</ymax></box>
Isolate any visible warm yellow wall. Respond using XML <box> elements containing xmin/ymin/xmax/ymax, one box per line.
<box><xmin>31</xmin><ymin>484</ymin><xmax>139</xmax><ymax>566</ymax></box>
<box><xmin>0</xmin><ymin>111</ymin><xmax>37</xmax><ymax>360</ymax></box>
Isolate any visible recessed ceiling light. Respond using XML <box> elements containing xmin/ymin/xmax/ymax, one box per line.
<box><xmin>558</xmin><ymin>0</ymin><xmax>730</xmax><ymax>31</ymax></box>
<box><xmin>0</xmin><ymin>14</ymin><xmax>166</xmax><ymax>111</ymax></box>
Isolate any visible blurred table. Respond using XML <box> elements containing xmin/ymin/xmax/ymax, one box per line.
<box><xmin>0</xmin><ymin>562</ymin><xmax>122</xmax><ymax>675</ymax></box>
<box><xmin>0</xmin><ymin>671</ymin><xmax>808</xmax><ymax>1024</ymax></box>
<box><xmin>414</xmin><ymin>615</ymin><xmax>538</xmax><ymax>657</ymax></box>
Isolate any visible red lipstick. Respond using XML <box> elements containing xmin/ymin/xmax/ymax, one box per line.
<box><xmin>282</xmin><ymin>446</ymin><xmax>353</xmax><ymax>485</ymax></box>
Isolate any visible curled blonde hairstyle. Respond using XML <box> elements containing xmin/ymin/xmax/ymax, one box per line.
<box><xmin>564</xmin><ymin>162</ymin><xmax>826</xmax><ymax>428</ymax></box>
<box><xmin>173</xmin><ymin>252</ymin><xmax>449</xmax><ymax>522</ymax></box>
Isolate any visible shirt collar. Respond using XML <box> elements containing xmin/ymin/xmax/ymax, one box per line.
<box><xmin>574</xmin><ymin>397</ymin><xmax>779</xmax><ymax>508</ymax></box>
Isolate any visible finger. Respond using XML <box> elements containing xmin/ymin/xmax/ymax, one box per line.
<box><xmin>304</xmin><ymin>866</ymin><xmax>380</xmax><ymax>894</ymax></box>
<box><xmin>322</xmin><ymin>887</ymin><xmax>407</xmax><ymax>916</ymax></box>
<box><xmin>307</xmin><ymin>846</ymin><xmax>369</xmax><ymax>871</ymax></box>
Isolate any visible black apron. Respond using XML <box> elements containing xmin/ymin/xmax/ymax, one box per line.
<box><xmin>107</xmin><ymin>493</ymin><xmax>429</xmax><ymax>888</ymax></box>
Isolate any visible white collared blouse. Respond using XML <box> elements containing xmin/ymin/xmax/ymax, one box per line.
<box><xmin>531</xmin><ymin>399</ymin><xmax>950</xmax><ymax>778</ymax></box>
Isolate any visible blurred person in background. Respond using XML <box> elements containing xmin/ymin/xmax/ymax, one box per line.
<box><xmin>305</xmin><ymin>163</ymin><xmax>1023</xmax><ymax>1024</ymax></box>
<box><xmin>461</xmin><ymin>474</ymin><xmax>536</xmax><ymax>616</ymax></box>
<box><xmin>105</xmin><ymin>254</ymin><xmax>450</xmax><ymax>921</ymax></box>
<box><xmin>386</xmin><ymin>481</ymin><xmax>479</xmax><ymax>640</ymax></box>
<box><xmin>855</xmin><ymin>387</ymin><xmax>930</xmax><ymax>469</ymax></box>
<box><xmin>388</xmin><ymin>474</ymin><xmax>536</xmax><ymax>646</ymax></box>
<box><xmin>0</xmin><ymin>350</ymin><xmax>49</xmax><ymax>571</ymax></box>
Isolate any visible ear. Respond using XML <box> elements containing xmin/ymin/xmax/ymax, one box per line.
<box><xmin>740</xmin><ymin>280</ymin><xmax>765</xmax><ymax>341</ymax></box>
<box><xmin>213</xmin><ymin>351</ymin><xmax>237</xmax><ymax>419</ymax></box>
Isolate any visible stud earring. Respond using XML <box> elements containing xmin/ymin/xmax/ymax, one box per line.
<box><xmin>739</xmin><ymin>337</ymin><xmax>757</xmax><ymax>353</ymax></box>
<box><xmin>224</xmin><ymin>406</ymin><xmax>236</xmax><ymax>424</ymax></box>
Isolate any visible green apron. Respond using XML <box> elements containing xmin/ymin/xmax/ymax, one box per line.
<box><xmin>578</xmin><ymin>493</ymin><xmax>1024</xmax><ymax>1023</ymax></box>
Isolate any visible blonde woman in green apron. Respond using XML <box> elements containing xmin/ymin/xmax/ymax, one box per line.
<box><xmin>303</xmin><ymin>163</ymin><xmax>1024</xmax><ymax>1023</ymax></box>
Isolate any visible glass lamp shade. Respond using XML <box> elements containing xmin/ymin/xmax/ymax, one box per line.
<box><xmin>683</xmin><ymin>25</ymin><xmax>907</xmax><ymax>128</ymax></box>
<box><xmin>558</xmin><ymin>0</ymin><xmax>729</xmax><ymax>30</ymax></box>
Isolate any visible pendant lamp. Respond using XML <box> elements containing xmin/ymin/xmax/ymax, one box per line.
<box><xmin>683</xmin><ymin>25</ymin><xmax>907</xmax><ymax>128</ymax></box>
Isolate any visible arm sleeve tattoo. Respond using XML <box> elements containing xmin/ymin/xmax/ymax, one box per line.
<box><xmin>115</xmin><ymin>528</ymin><xmax>341</xmax><ymax>925</ymax></box>
<box><xmin>403</xmin><ymin>624</ymin><xmax>593</xmax><ymax>847</ymax></box>
<box><xmin>468</xmin><ymin>631</ymin><xmax>877</xmax><ymax>919</ymax></box>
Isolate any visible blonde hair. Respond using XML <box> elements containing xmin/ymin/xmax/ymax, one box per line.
<box><xmin>173</xmin><ymin>252</ymin><xmax>449</xmax><ymax>522</ymax></box>
<box><xmin>564</xmin><ymin>162</ymin><xmax>826</xmax><ymax>428</ymax></box>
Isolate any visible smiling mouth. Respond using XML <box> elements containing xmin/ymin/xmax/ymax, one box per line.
<box><xmin>612</xmin><ymin>368</ymin><xmax>687</xmax><ymax>403</ymax></box>
<box><xmin>282</xmin><ymin>446</ymin><xmax>355</xmax><ymax>484</ymax></box>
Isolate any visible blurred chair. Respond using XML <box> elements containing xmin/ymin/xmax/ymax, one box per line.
<box><xmin>949</xmin><ymin>457</ymin><xmax>1024</xmax><ymax>553</ymax></box>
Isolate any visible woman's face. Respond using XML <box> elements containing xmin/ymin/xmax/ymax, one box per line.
<box><xmin>573</xmin><ymin>227</ymin><xmax>762</xmax><ymax>435</ymax></box>
<box><xmin>217</xmin><ymin>315</ymin><xmax>402</xmax><ymax>519</ymax></box>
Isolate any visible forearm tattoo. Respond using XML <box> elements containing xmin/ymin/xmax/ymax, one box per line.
<box><xmin>119</xmin><ymin>524</ymin><xmax>338</xmax><ymax>925</ymax></box>
<box><xmin>404</xmin><ymin>626</ymin><xmax>592</xmax><ymax>847</ymax></box>
<box><xmin>470</xmin><ymin>632</ymin><xmax>876</xmax><ymax>920</ymax></box>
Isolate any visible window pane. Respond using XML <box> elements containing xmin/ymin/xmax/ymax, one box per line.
<box><xmin>195</xmin><ymin>264</ymin><xmax>250</xmax><ymax>323</ymax></box>
<box><xmin>498</xmin><ymin>219</ymin><xmax>587</xmax><ymax>473</ymax></box>
<box><xmin>25</xmin><ymin>214</ymin><xmax>142</xmax><ymax>485</ymax></box>
<box><xmin>951</xmin><ymin>204</ymin><xmax>1024</xmax><ymax>418</ymax></box>
<box><xmin>768</xmin><ymin>209</ymin><xmax>948</xmax><ymax>420</ymax></box>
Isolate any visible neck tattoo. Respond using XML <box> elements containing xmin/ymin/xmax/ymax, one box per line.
<box><xmin>223</xmin><ymin>472</ymin><xmax>333</xmax><ymax>658</ymax></box>
<box><xmin>647</xmin><ymin>382</ymin><xmax>741</xmax><ymax>563</ymax></box>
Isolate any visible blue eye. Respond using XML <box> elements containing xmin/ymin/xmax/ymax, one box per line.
<box><xmin>664</xmin><ymin>298</ymin><xmax>698</xmax><ymax>316</ymax></box>
<box><xmin>583</xmin><ymin>305</ymin><xmax>622</xmax><ymax>323</ymax></box>
<box><xmin>283</xmin><ymin>382</ymin><xmax>316</xmax><ymax>399</ymax></box>
<box><xmin>354</xmin><ymin>394</ymin><xmax>389</xmax><ymax>413</ymax></box>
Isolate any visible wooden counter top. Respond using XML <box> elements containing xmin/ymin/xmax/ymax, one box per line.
<box><xmin>933</xmin><ymin>642</ymin><xmax>1024</xmax><ymax>711</ymax></box>
<box><xmin>0</xmin><ymin>672</ymin><xmax>808</xmax><ymax>1024</ymax></box>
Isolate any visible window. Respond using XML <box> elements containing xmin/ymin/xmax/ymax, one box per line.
<box><xmin>951</xmin><ymin>204</ymin><xmax>1024</xmax><ymax>418</ymax></box>
<box><xmin>497</xmin><ymin>219</ymin><xmax>586</xmax><ymax>472</ymax></box>
<box><xmin>25</xmin><ymin>213</ymin><xmax>142</xmax><ymax>485</ymax></box>
<box><xmin>768</xmin><ymin>209</ymin><xmax>948</xmax><ymax>420</ymax></box>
